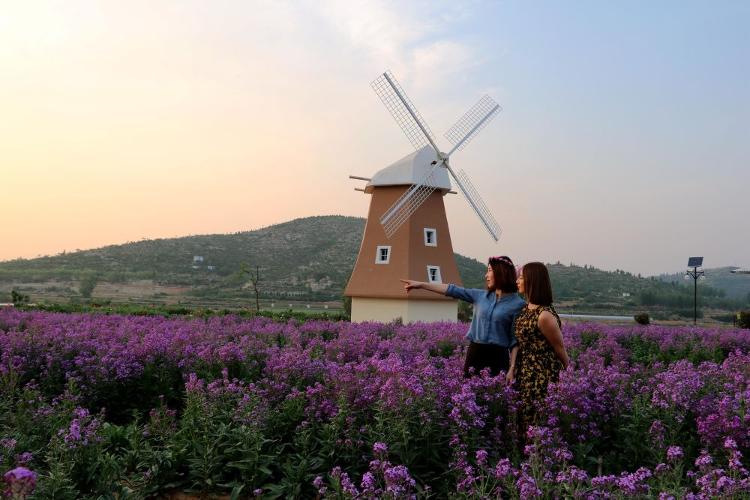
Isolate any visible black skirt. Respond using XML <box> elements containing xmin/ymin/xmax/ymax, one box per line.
<box><xmin>463</xmin><ymin>342</ymin><xmax>510</xmax><ymax>378</ymax></box>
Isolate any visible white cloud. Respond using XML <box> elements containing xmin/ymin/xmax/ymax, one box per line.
<box><xmin>311</xmin><ymin>0</ymin><xmax>478</xmax><ymax>91</ymax></box>
<box><xmin>410</xmin><ymin>39</ymin><xmax>478</xmax><ymax>90</ymax></box>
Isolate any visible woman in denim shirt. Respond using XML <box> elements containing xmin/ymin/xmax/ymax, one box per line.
<box><xmin>401</xmin><ymin>256</ymin><xmax>525</xmax><ymax>378</ymax></box>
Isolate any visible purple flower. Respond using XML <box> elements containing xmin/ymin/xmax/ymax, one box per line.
<box><xmin>716</xmin><ymin>475</ymin><xmax>735</xmax><ymax>491</ymax></box>
<box><xmin>568</xmin><ymin>466</ymin><xmax>588</xmax><ymax>483</ymax></box>
<box><xmin>373</xmin><ymin>441</ymin><xmax>388</xmax><ymax>456</ymax></box>
<box><xmin>475</xmin><ymin>449</ymin><xmax>488</xmax><ymax>466</ymax></box>
<box><xmin>649</xmin><ymin>420</ymin><xmax>665</xmax><ymax>445</ymax></box>
<box><xmin>591</xmin><ymin>474</ymin><xmax>617</xmax><ymax>488</ymax></box>
<box><xmin>0</xmin><ymin>438</ymin><xmax>17</xmax><ymax>450</ymax></box>
<box><xmin>516</xmin><ymin>472</ymin><xmax>542</xmax><ymax>498</ymax></box>
<box><xmin>330</xmin><ymin>467</ymin><xmax>359</xmax><ymax>497</ymax></box>
<box><xmin>312</xmin><ymin>475</ymin><xmax>327</xmax><ymax>495</ymax></box>
<box><xmin>666</xmin><ymin>445</ymin><xmax>683</xmax><ymax>462</ymax></box>
<box><xmin>4</xmin><ymin>309</ymin><xmax>750</xmax><ymax>497</ymax></box>
<box><xmin>67</xmin><ymin>420</ymin><xmax>82</xmax><ymax>442</ymax></box>
<box><xmin>384</xmin><ymin>464</ymin><xmax>416</xmax><ymax>492</ymax></box>
<box><xmin>3</xmin><ymin>467</ymin><xmax>37</xmax><ymax>498</ymax></box>
<box><xmin>15</xmin><ymin>452</ymin><xmax>33</xmax><ymax>466</ymax></box>
<box><xmin>695</xmin><ymin>451</ymin><xmax>713</xmax><ymax>468</ymax></box>
<box><xmin>495</xmin><ymin>458</ymin><xmax>512</xmax><ymax>479</ymax></box>
<box><xmin>361</xmin><ymin>471</ymin><xmax>377</xmax><ymax>491</ymax></box>
<box><xmin>728</xmin><ymin>450</ymin><xmax>744</xmax><ymax>471</ymax></box>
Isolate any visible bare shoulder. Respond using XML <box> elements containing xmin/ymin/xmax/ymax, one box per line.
<box><xmin>538</xmin><ymin>309</ymin><xmax>560</xmax><ymax>329</ymax></box>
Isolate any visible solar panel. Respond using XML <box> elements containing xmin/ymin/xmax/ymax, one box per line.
<box><xmin>688</xmin><ymin>257</ymin><xmax>704</xmax><ymax>267</ymax></box>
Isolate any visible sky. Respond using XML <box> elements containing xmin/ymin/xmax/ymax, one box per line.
<box><xmin>1</xmin><ymin>0</ymin><xmax>748</xmax><ymax>276</ymax></box>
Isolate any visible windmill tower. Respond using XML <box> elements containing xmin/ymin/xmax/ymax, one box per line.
<box><xmin>345</xmin><ymin>71</ymin><xmax>503</xmax><ymax>323</ymax></box>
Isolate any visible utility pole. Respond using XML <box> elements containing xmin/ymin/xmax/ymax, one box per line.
<box><xmin>685</xmin><ymin>257</ymin><xmax>704</xmax><ymax>325</ymax></box>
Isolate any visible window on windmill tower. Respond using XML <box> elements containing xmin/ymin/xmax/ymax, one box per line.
<box><xmin>427</xmin><ymin>265</ymin><xmax>442</xmax><ymax>283</ymax></box>
<box><xmin>375</xmin><ymin>245</ymin><xmax>391</xmax><ymax>264</ymax></box>
<box><xmin>424</xmin><ymin>228</ymin><xmax>437</xmax><ymax>247</ymax></box>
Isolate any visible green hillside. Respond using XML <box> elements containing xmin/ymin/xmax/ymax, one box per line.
<box><xmin>0</xmin><ymin>216</ymin><xmax>486</xmax><ymax>301</ymax></box>
<box><xmin>0</xmin><ymin>216</ymin><xmax>362</xmax><ymax>287</ymax></box>
<box><xmin>547</xmin><ymin>263</ymin><xmax>747</xmax><ymax>319</ymax></box>
<box><xmin>658</xmin><ymin>267</ymin><xmax>750</xmax><ymax>301</ymax></box>
<box><xmin>1</xmin><ymin>215</ymin><xmax>747</xmax><ymax>320</ymax></box>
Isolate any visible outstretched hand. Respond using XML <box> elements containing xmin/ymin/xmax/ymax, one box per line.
<box><xmin>400</xmin><ymin>279</ymin><xmax>422</xmax><ymax>292</ymax></box>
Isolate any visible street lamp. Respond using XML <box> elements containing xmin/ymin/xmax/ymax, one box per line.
<box><xmin>685</xmin><ymin>257</ymin><xmax>704</xmax><ymax>325</ymax></box>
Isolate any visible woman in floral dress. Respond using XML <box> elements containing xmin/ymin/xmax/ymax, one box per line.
<box><xmin>507</xmin><ymin>262</ymin><xmax>570</xmax><ymax>434</ymax></box>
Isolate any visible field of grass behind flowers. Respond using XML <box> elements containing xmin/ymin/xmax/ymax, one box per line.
<box><xmin>1</xmin><ymin>308</ymin><xmax>749</xmax><ymax>498</ymax></box>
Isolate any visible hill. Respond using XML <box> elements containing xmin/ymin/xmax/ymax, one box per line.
<box><xmin>657</xmin><ymin>267</ymin><xmax>750</xmax><ymax>301</ymax></box>
<box><xmin>546</xmin><ymin>263</ymin><xmax>748</xmax><ymax>319</ymax></box>
<box><xmin>1</xmin><ymin>216</ymin><xmax>747</xmax><ymax>319</ymax></box>
<box><xmin>0</xmin><ymin>216</ymin><xmax>488</xmax><ymax>302</ymax></box>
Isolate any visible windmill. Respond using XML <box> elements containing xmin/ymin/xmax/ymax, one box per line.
<box><xmin>372</xmin><ymin>71</ymin><xmax>502</xmax><ymax>241</ymax></box>
<box><xmin>345</xmin><ymin>70</ymin><xmax>504</xmax><ymax>323</ymax></box>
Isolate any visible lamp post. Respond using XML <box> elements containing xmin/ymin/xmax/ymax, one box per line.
<box><xmin>685</xmin><ymin>257</ymin><xmax>704</xmax><ymax>325</ymax></box>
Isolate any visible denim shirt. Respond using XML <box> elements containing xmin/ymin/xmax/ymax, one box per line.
<box><xmin>445</xmin><ymin>284</ymin><xmax>526</xmax><ymax>347</ymax></box>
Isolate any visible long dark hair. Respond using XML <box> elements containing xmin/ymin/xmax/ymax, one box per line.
<box><xmin>488</xmin><ymin>256</ymin><xmax>518</xmax><ymax>293</ymax></box>
<box><xmin>521</xmin><ymin>262</ymin><xmax>553</xmax><ymax>306</ymax></box>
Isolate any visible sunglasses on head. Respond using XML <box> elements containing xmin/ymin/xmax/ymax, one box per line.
<box><xmin>489</xmin><ymin>256</ymin><xmax>514</xmax><ymax>266</ymax></box>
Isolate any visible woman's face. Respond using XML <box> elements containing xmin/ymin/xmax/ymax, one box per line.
<box><xmin>516</xmin><ymin>273</ymin><xmax>525</xmax><ymax>294</ymax></box>
<box><xmin>485</xmin><ymin>264</ymin><xmax>495</xmax><ymax>290</ymax></box>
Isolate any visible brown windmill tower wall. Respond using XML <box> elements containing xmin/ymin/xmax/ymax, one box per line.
<box><xmin>345</xmin><ymin>185</ymin><xmax>462</xmax><ymax>323</ymax></box>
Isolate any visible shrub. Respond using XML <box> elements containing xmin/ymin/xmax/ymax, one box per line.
<box><xmin>711</xmin><ymin>313</ymin><xmax>737</xmax><ymax>324</ymax></box>
<box><xmin>737</xmin><ymin>310</ymin><xmax>750</xmax><ymax>329</ymax></box>
<box><xmin>634</xmin><ymin>312</ymin><xmax>650</xmax><ymax>325</ymax></box>
<box><xmin>11</xmin><ymin>289</ymin><xmax>30</xmax><ymax>305</ymax></box>
<box><xmin>458</xmin><ymin>301</ymin><xmax>473</xmax><ymax>322</ymax></box>
<box><xmin>342</xmin><ymin>295</ymin><xmax>352</xmax><ymax>319</ymax></box>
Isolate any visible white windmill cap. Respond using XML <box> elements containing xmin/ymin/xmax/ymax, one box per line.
<box><xmin>365</xmin><ymin>145</ymin><xmax>452</xmax><ymax>194</ymax></box>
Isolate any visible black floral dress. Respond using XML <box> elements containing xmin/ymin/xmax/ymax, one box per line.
<box><xmin>514</xmin><ymin>305</ymin><xmax>563</xmax><ymax>432</ymax></box>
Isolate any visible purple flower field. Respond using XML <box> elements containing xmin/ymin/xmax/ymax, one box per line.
<box><xmin>1</xmin><ymin>308</ymin><xmax>749</xmax><ymax>498</ymax></box>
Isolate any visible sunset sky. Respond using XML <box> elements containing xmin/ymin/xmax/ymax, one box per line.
<box><xmin>1</xmin><ymin>1</ymin><xmax>748</xmax><ymax>275</ymax></box>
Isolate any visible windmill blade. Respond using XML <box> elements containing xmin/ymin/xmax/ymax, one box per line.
<box><xmin>444</xmin><ymin>95</ymin><xmax>501</xmax><ymax>154</ymax></box>
<box><xmin>372</xmin><ymin>71</ymin><xmax>439</xmax><ymax>152</ymax></box>
<box><xmin>447</xmin><ymin>167</ymin><xmax>502</xmax><ymax>241</ymax></box>
<box><xmin>380</xmin><ymin>161</ymin><xmax>442</xmax><ymax>238</ymax></box>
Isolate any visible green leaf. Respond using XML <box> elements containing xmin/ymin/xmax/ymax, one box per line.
<box><xmin>230</xmin><ymin>484</ymin><xmax>245</xmax><ymax>500</ymax></box>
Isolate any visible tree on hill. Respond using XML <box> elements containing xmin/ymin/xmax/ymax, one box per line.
<box><xmin>79</xmin><ymin>272</ymin><xmax>98</xmax><ymax>299</ymax></box>
<box><xmin>240</xmin><ymin>263</ymin><xmax>262</xmax><ymax>312</ymax></box>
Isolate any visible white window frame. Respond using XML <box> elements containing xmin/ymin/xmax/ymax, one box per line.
<box><xmin>427</xmin><ymin>265</ymin><xmax>442</xmax><ymax>283</ymax></box>
<box><xmin>423</xmin><ymin>227</ymin><xmax>437</xmax><ymax>247</ymax></box>
<box><xmin>375</xmin><ymin>245</ymin><xmax>391</xmax><ymax>264</ymax></box>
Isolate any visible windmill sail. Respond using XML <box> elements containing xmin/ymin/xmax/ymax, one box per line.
<box><xmin>371</xmin><ymin>70</ymin><xmax>503</xmax><ymax>242</ymax></box>
<box><xmin>371</xmin><ymin>71</ymin><xmax>438</xmax><ymax>152</ymax></box>
<box><xmin>447</xmin><ymin>167</ymin><xmax>502</xmax><ymax>241</ymax></box>
<box><xmin>379</xmin><ymin>161</ymin><xmax>442</xmax><ymax>238</ymax></box>
<box><xmin>444</xmin><ymin>95</ymin><xmax>501</xmax><ymax>154</ymax></box>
